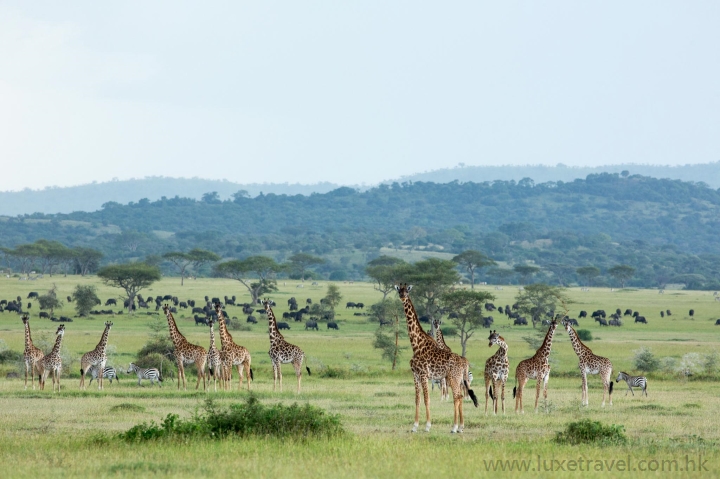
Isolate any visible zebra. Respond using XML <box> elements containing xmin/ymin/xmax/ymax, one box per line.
<box><xmin>88</xmin><ymin>366</ymin><xmax>120</xmax><ymax>385</ymax></box>
<box><xmin>615</xmin><ymin>372</ymin><xmax>648</xmax><ymax>396</ymax></box>
<box><xmin>126</xmin><ymin>363</ymin><xmax>162</xmax><ymax>387</ymax></box>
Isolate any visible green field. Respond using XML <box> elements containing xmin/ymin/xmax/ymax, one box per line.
<box><xmin>1</xmin><ymin>276</ymin><xmax>719</xmax><ymax>478</ymax></box>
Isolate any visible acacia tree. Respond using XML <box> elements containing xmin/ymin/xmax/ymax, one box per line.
<box><xmin>323</xmin><ymin>284</ymin><xmax>343</xmax><ymax>309</ymax></box>
<box><xmin>72</xmin><ymin>285</ymin><xmax>101</xmax><ymax>317</ymax></box>
<box><xmin>544</xmin><ymin>263</ymin><xmax>576</xmax><ymax>287</ymax></box>
<box><xmin>214</xmin><ymin>256</ymin><xmax>283</xmax><ymax>303</ymax></box>
<box><xmin>97</xmin><ymin>263</ymin><xmax>162</xmax><ymax>313</ymax></box>
<box><xmin>288</xmin><ymin>253</ymin><xmax>325</xmax><ymax>282</ymax></box>
<box><xmin>440</xmin><ymin>290</ymin><xmax>496</xmax><ymax>357</ymax></box>
<box><xmin>514</xmin><ymin>264</ymin><xmax>540</xmax><ymax>285</ymax></box>
<box><xmin>576</xmin><ymin>266</ymin><xmax>601</xmax><ymax>287</ymax></box>
<box><xmin>34</xmin><ymin>240</ymin><xmax>72</xmax><ymax>276</ymax></box>
<box><xmin>487</xmin><ymin>267</ymin><xmax>515</xmax><ymax>285</ymax></box>
<box><xmin>38</xmin><ymin>284</ymin><xmax>63</xmax><ymax>317</ymax></box>
<box><xmin>452</xmin><ymin>250</ymin><xmax>495</xmax><ymax>289</ymax></box>
<box><xmin>73</xmin><ymin>247</ymin><xmax>104</xmax><ymax>276</ymax></box>
<box><xmin>514</xmin><ymin>283</ymin><xmax>569</xmax><ymax>329</ymax></box>
<box><xmin>608</xmin><ymin>264</ymin><xmax>635</xmax><ymax>288</ymax></box>
<box><xmin>163</xmin><ymin>249</ymin><xmax>220</xmax><ymax>285</ymax></box>
<box><xmin>401</xmin><ymin>258</ymin><xmax>460</xmax><ymax>323</ymax></box>
<box><xmin>365</xmin><ymin>256</ymin><xmax>408</xmax><ymax>301</ymax></box>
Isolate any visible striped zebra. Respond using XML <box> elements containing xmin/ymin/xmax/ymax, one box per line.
<box><xmin>127</xmin><ymin>363</ymin><xmax>162</xmax><ymax>387</ymax></box>
<box><xmin>615</xmin><ymin>372</ymin><xmax>648</xmax><ymax>396</ymax></box>
<box><xmin>88</xmin><ymin>366</ymin><xmax>120</xmax><ymax>385</ymax></box>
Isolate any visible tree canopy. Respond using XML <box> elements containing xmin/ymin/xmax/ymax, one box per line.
<box><xmin>97</xmin><ymin>263</ymin><xmax>162</xmax><ymax>313</ymax></box>
<box><xmin>514</xmin><ymin>283</ymin><xmax>569</xmax><ymax>328</ymax></box>
<box><xmin>440</xmin><ymin>289</ymin><xmax>496</xmax><ymax>357</ymax></box>
<box><xmin>452</xmin><ymin>250</ymin><xmax>495</xmax><ymax>289</ymax></box>
<box><xmin>214</xmin><ymin>256</ymin><xmax>283</xmax><ymax>303</ymax></box>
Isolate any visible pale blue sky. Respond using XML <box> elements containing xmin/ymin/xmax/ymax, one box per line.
<box><xmin>1</xmin><ymin>2</ymin><xmax>718</xmax><ymax>191</ymax></box>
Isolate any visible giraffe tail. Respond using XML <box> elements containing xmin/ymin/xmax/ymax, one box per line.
<box><xmin>250</xmin><ymin>368</ymin><xmax>254</xmax><ymax>381</ymax></box>
<box><xmin>609</xmin><ymin>381</ymin><xmax>614</xmax><ymax>395</ymax></box>
<box><xmin>489</xmin><ymin>385</ymin><xmax>494</xmax><ymax>401</ymax></box>
<box><xmin>305</xmin><ymin>355</ymin><xmax>311</xmax><ymax>376</ymax></box>
<box><xmin>512</xmin><ymin>386</ymin><xmax>517</xmax><ymax>399</ymax></box>
<box><xmin>464</xmin><ymin>380</ymin><xmax>478</xmax><ymax>408</ymax></box>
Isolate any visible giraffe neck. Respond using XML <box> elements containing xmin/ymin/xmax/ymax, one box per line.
<box><xmin>264</xmin><ymin>305</ymin><xmax>284</xmax><ymax>344</ymax></box>
<box><xmin>216</xmin><ymin>308</ymin><xmax>233</xmax><ymax>347</ymax></box>
<box><xmin>400</xmin><ymin>296</ymin><xmax>435</xmax><ymax>353</ymax></box>
<box><xmin>209</xmin><ymin>323</ymin><xmax>216</xmax><ymax>349</ymax></box>
<box><xmin>23</xmin><ymin>321</ymin><xmax>34</xmax><ymax>353</ymax></box>
<box><xmin>535</xmin><ymin>325</ymin><xmax>556</xmax><ymax>361</ymax></box>
<box><xmin>165</xmin><ymin>310</ymin><xmax>188</xmax><ymax>347</ymax></box>
<box><xmin>435</xmin><ymin>326</ymin><xmax>449</xmax><ymax>348</ymax></box>
<box><xmin>566</xmin><ymin>325</ymin><xmax>591</xmax><ymax>358</ymax></box>
<box><xmin>95</xmin><ymin>324</ymin><xmax>111</xmax><ymax>354</ymax></box>
<box><xmin>49</xmin><ymin>333</ymin><xmax>64</xmax><ymax>358</ymax></box>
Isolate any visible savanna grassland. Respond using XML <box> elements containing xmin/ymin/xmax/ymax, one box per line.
<box><xmin>1</xmin><ymin>276</ymin><xmax>720</xmax><ymax>478</ymax></box>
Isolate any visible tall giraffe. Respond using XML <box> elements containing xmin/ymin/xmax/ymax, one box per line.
<box><xmin>261</xmin><ymin>299</ymin><xmax>310</xmax><ymax>394</ymax></box>
<box><xmin>431</xmin><ymin>319</ymin><xmax>473</xmax><ymax>402</ymax></box>
<box><xmin>513</xmin><ymin>319</ymin><xmax>557</xmax><ymax>413</ymax></box>
<box><xmin>163</xmin><ymin>304</ymin><xmax>207</xmax><ymax>390</ymax></box>
<box><xmin>79</xmin><ymin>321</ymin><xmax>113</xmax><ymax>390</ymax></box>
<box><xmin>396</xmin><ymin>284</ymin><xmax>477</xmax><ymax>433</ymax></box>
<box><xmin>484</xmin><ymin>330</ymin><xmax>509</xmax><ymax>415</ymax></box>
<box><xmin>562</xmin><ymin>319</ymin><xmax>614</xmax><ymax>406</ymax></box>
<box><xmin>21</xmin><ymin>315</ymin><xmax>44</xmax><ymax>390</ymax></box>
<box><xmin>206</xmin><ymin>318</ymin><xmax>223</xmax><ymax>392</ymax></box>
<box><xmin>39</xmin><ymin>324</ymin><xmax>65</xmax><ymax>392</ymax></box>
<box><xmin>215</xmin><ymin>303</ymin><xmax>252</xmax><ymax>390</ymax></box>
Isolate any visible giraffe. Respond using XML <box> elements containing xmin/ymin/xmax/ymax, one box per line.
<box><xmin>431</xmin><ymin>318</ymin><xmax>474</xmax><ymax>402</ymax></box>
<box><xmin>21</xmin><ymin>315</ymin><xmax>44</xmax><ymax>390</ymax></box>
<box><xmin>214</xmin><ymin>303</ymin><xmax>252</xmax><ymax>391</ymax></box>
<box><xmin>39</xmin><ymin>324</ymin><xmax>65</xmax><ymax>392</ymax></box>
<box><xmin>163</xmin><ymin>304</ymin><xmax>208</xmax><ymax>390</ymax></box>
<box><xmin>513</xmin><ymin>319</ymin><xmax>557</xmax><ymax>413</ymax></box>
<box><xmin>484</xmin><ymin>330</ymin><xmax>509</xmax><ymax>415</ymax></box>
<box><xmin>396</xmin><ymin>284</ymin><xmax>477</xmax><ymax>433</ymax></box>
<box><xmin>206</xmin><ymin>318</ymin><xmax>223</xmax><ymax>392</ymax></box>
<box><xmin>79</xmin><ymin>321</ymin><xmax>113</xmax><ymax>390</ymax></box>
<box><xmin>562</xmin><ymin>319</ymin><xmax>614</xmax><ymax>407</ymax></box>
<box><xmin>261</xmin><ymin>299</ymin><xmax>310</xmax><ymax>394</ymax></box>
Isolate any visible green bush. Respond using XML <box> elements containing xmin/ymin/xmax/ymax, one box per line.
<box><xmin>440</xmin><ymin>326</ymin><xmax>457</xmax><ymax>337</ymax></box>
<box><xmin>577</xmin><ymin>329</ymin><xmax>593</xmax><ymax>341</ymax></box>
<box><xmin>227</xmin><ymin>317</ymin><xmax>251</xmax><ymax>331</ymax></box>
<box><xmin>633</xmin><ymin>347</ymin><xmax>659</xmax><ymax>372</ymax></box>
<box><xmin>0</xmin><ymin>349</ymin><xmax>22</xmax><ymax>364</ymax></box>
<box><xmin>318</xmin><ymin>366</ymin><xmax>351</xmax><ymax>379</ymax></box>
<box><xmin>555</xmin><ymin>419</ymin><xmax>626</xmax><ymax>445</ymax></box>
<box><xmin>120</xmin><ymin>396</ymin><xmax>343</xmax><ymax>441</ymax></box>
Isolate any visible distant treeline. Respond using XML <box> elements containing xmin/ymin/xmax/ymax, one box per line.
<box><xmin>1</xmin><ymin>173</ymin><xmax>719</xmax><ymax>289</ymax></box>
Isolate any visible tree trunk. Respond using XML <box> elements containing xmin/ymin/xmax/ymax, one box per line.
<box><xmin>469</xmin><ymin>267</ymin><xmax>475</xmax><ymax>290</ymax></box>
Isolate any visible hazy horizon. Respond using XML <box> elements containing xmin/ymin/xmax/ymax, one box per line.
<box><xmin>2</xmin><ymin>2</ymin><xmax>719</xmax><ymax>192</ymax></box>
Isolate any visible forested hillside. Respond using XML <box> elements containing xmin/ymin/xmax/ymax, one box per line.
<box><xmin>1</xmin><ymin>173</ymin><xmax>719</xmax><ymax>289</ymax></box>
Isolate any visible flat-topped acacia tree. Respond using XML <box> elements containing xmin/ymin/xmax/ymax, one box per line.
<box><xmin>97</xmin><ymin>263</ymin><xmax>161</xmax><ymax>313</ymax></box>
<box><xmin>163</xmin><ymin>249</ymin><xmax>220</xmax><ymax>285</ymax></box>
<box><xmin>214</xmin><ymin>256</ymin><xmax>283</xmax><ymax>303</ymax></box>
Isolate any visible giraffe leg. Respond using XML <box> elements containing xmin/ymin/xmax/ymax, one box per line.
<box><xmin>412</xmin><ymin>373</ymin><xmax>421</xmax><ymax>432</ymax></box>
<box><xmin>294</xmin><ymin>361</ymin><xmax>302</xmax><ymax>394</ymax></box>
<box><xmin>279</xmin><ymin>366</ymin><xmax>283</xmax><ymax>392</ymax></box>
<box><xmin>451</xmin><ymin>380</ymin><xmax>462</xmax><ymax>433</ymax></box>
<box><xmin>99</xmin><ymin>361</ymin><xmax>106</xmax><ymax>390</ymax></box>
<box><xmin>421</xmin><ymin>376</ymin><xmax>431</xmax><ymax>432</ymax></box>
<box><xmin>245</xmin><ymin>362</ymin><xmax>252</xmax><ymax>391</ymax></box>
<box><xmin>534</xmin><ymin>378</ymin><xmax>542</xmax><ymax>412</ymax></box>
<box><xmin>516</xmin><ymin>377</ymin><xmax>528</xmax><ymax>414</ymax></box>
<box><xmin>177</xmin><ymin>362</ymin><xmax>186</xmax><ymax>390</ymax></box>
<box><xmin>494</xmin><ymin>379</ymin><xmax>501</xmax><ymax>415</ymax></box>
<box><xmin>273</xmin><ymin>363</ymin><xmax>278</xmax><ymax>391</ymax></box>
<box><xmin>542</xmin><ymin>373</ymin><xmax>550</xmax><ymax>412</ymax></box>
<box><xmin>581</xmin><ymin>373</ymin><xmax>588</xmax><ymax>406</ymax></box>
<box><xmin>24</xmin><ymin>361</ymin><xmax>29</xmax><ymax>390</ymax></box>
<box><xmin>501</xmin><ymin>380</ymin><xmax>506</xmax><ymax>415</ymax></box>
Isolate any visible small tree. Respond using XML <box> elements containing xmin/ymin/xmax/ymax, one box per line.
<box><xmin>514</xmin><ymin>264</ymin><xmax>540</xmax><ymax>285</ymax></box>
<box><xmin>97</xmin><ymin>263</ymin><xmax>162</xmax><ymax>313</ymax></box>
<box><xmin>38</xmin><ymin>284</ymin><xmax>63</xmax><ymax>317</ymax></box>
<box><xmin>73</xmin><ymin>247</ymin><xmax>103</xmax><ymax>276</ymax></box>
<box><xmin>163</xmin><ymin>249</ymin><xmax>220</xmax><ymax>285</ymax></box>
<box><xmin>365</xmin><ymin>256</ymin><xmax>408</xmax><ymax>301</ymax></box>
<box><xmin>514</xmin><ymin>283</ymin><xmax>569</xmax><ymax>328</ymax></box>
<box><xmin>214</xmin><ymin>256</ymin><xmax>282</xmax><ymax>303</ymax></box>
<box><xmin>288</xmin><ymin>253</ymin><xmax>325</xmax><ymax>282</ymax></box>
<box><xmin>452</xmin><ymin>250</ymin><xmax>495</xmax><ymax>289</ymax></box>
<box><xmin>372</xmin><ymin>308</ymin><xmax>406</xmax><ymax>370</ymax></box>
<box><xmin>72</xmin><ymin>285</ymin><xmax>101</xmax><ymax>317</ymax></box>
<box><xmin>608</xmin><ymin>264</ymin><xmax>635</xmax><ymax>288</ymax></box>
<box><xmin>323</xmin><ymin>284</ymin><xmax>343</xmax><ymax>310</ymax></box>
<box><xmin>632</xmin><ymin>347</ymin><xmax>659</xmax><ymax>373</ymax></box>
<box><xmin>487</xmin><ymin>267</ymin><xmax>515</xmax><ymax>285</ymax></box>
<box><xmin>576</xmin><ymin>266</ymin><xmax>601</xmax><ymax>287</ymax></box>
<box><xmin>441</xmin><ymin>289</ymin><xmax>496</xmax><ymax>357</ymax></box>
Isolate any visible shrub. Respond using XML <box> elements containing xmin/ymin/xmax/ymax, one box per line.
<box><xmin>555</xmin><ymin>419</ymin><xmax>626</xmax><ymax>445</ymax></box>
<box><xmin>440</xmin><ymin>326</ymin><xmax>457</xmax><ymax>337</ymax></box>
<box><xmin>227</xmin><ymin>318</ymin><xmax>250</xmax><ymax>331</ymax></box>
<box><xmin>318</xmin><ymin>366</ymin><xmax>351</xmax><ymax>379</ymax></box>
<box><xmin>633</xmin><ymin>347</ymin><xmax>659</xmax><ymax>373</ymax></box>
<box><xmin>677</xmin><ymin>353</ymin><xmax>703</xmax><ymax>377</ymax></box>
<box><xmin>577</xmin><ymin>329</ymin><xmax>593</xmax><ymax>341</ymax></box>
<box><xmin>120</xmin><ymin>396</ymin><xmax>343</xmax><ymax>441</ymax></box>
<box><xmin>110</xmin><ymin>403</ymin><xmax>146</xmax><ymax>413</ymax></box>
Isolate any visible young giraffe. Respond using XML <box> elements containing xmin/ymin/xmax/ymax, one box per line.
<box><xmin>396</xmin><ymin>284</ymin><xmax>477</xmax><ymax>434</ymax></box>
<box><xmin>562</xmin><ymin>319</ymin><xmax>614</xmax><ymax>407</ymax></box>
<box><xmin>484</xmin><ymin>330</ymin><xmax>509</xmax><ymax>415</ymax></box>
<box><xmin>261</xmin><ymin>299</ymin><xmax>310</xmax><ymax>394</ymax></box>
<box><xmin>79</xmin><ymin>321</ymin><xmax>113</xmax><ymax>390</ymax></box>
<box><xmin>206</xmin><ymin>318</ymin><xmax>223</xmax><ymax>392</ymax></box>
<box><xmin>513</xmin><ymin>319</ymin><xmax>557</xmax><ymax>413</ymax></box>
<box><xmin>432</xmin><ymin>319</ymin><xmax>473</xmax><ymax>402</ymax></box>
<box><xmin>39</xmin><ymin>324</ymin><xmax>65</xmax><ymax>392</ymax></box>
<box><xmin>21</xmin><ymin>315</ymin><xmax>44</xmax><ymax>390</ymax></box>
<box><xmin>163</xmin><ymin>304</ymin><xmax>208</xmax><ymax>391</ymax></box>
<box><xmin>215</xmin><ymin>303</ymin><xmax>253</xmax><ymax>391</ymax></box>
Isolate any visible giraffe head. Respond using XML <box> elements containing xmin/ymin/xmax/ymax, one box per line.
<box><xmin>432</xmin><ymin>318</ymin><xmax>441</xmax><ymax>330</ymax></box>
<box><xmin>488</xmin><ymin>330</ymin><xmax>503</xmax><ymax>347</ymax></box>
<box><xmin>261</xmin><ymin>298</ymin><xmax>272</xmax><ymax>310</ymax></box>
<box><xmin>105</xmin><ymin>321</ymin><xmax>113</xmax><ymax>329</ymax></box>
<box><xmin>560</xmin><ymin>318</ymin><xmax>573</xmax><ymax>334</ymax></box>
<box><xmin>162</xmin><ymin>304</ymin><xmax>171</xmax><ymax>314</ymax></box>
<box><xmin>55</xmin><ymin>324</ymin><xmax>66</xmax><ymax>337</ymax></box>
<box><xmin>394</xmin><ymin>283</ymin><xmax>412</xmax><ymax>299</ymax></box>
<box><xmin>21</xmin><ymin>315</ymin><xmax>29</xmax><ymax>326</ymax></box>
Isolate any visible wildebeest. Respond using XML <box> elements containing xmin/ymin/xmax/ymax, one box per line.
<box><xmin>689</xmin><ymin>309</ymin><xmax>695</xmax><ymax>317</ymax></box>
<box><xmin>306</xmin><ymin>298</ymin><xmax>312</xmax><ymax>305</ymax></box>
<box><xmin>566</xmin><ymin>318</ymin><xmax>579</xmax><ymax>326</ymax></box>
<box><xmin>194</xmin><ymin>315</ymin><xmax>208</xmax><ymax>326</ymax></box>
<box><xmin>105</xmin><ymin>298</ymin><xmax>117</xmax><ymax>306</ymax></box>
<box><xmin>485</xmin><ymin>303</ymin><xmax>496</xmax><ymax>311</ymax></box>
<box><xmin>624</xmin><ymin>309</ymin><xmax>633</xmax><ymax>316</ymax></box>
<box><xmin>305</xmin><ymin>320</ymin><xmax>318</xmax><ymax>331</ymax></box>
<box><xmin>277</xmin><ymin>322</ymin><xmax>290</xmax><ymax>330</ymax></box>
<box><xmin>327</xmin><ymin>321</ymin><xmax>339</xmax><ymax>330</ymax></box>
<box><xmin>579</xmin><ymin>311</ymin><xmax>587</xmax><ymax>318</ymax></box>
<box><xmin>346</xmin><ymin>302</ymin><xmax>356</xmax><ymax>309</ymax></box>
<box><xmin>513</xmin><ymin>317</ymin><xmax>528</xmax><ymax>326</ymax></box>
<box><xmin>596</xmin><ymin>318</ymin><xmax>608</xmax><ymax>326</ymax></box>
<box><xmin>356</xmin><ymin>303</ymin><xmax>364</xmax><ymax>309</ymax></box>
<box><xmin>192</xmin><ymin>307</ymin><xmax>204</xmax><ymax>314</ymax></box>
<box><xmin>179</xmin><ymin>302</ymin><xmax>188</xmax><ymax>309</ymax></box>
<box><xmin>635</xmin><ymin>316</ymin><xmax>647</xmax><ymax>324</ymax></box>
<box><xmin>39</xmin><ymin>312</ymin><xmax>50</xmax><ymax>319</ymax></box>
<box><xmin>483</xmin><ymin>316</ymin><xmax>494</xmax><ymax>328</ymax></box>
<box><xmin>246</xmin><ymin>315</ymin><xmax>257</xmax><ymax>324</ymax></box>
<box><xmin>27</xmin><ymin>292</ymin><xmax>39</xmax><ymax>299</ymax></box>
<box><xmin>163</xmin><ymin>295</ymin><xmax>174</xmax><ymax>301</ymax></box>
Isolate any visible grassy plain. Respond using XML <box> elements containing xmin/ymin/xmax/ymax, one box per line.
<box><xmin>0</xmin><ymin>276</ymin><xmax>719</xmax><ymax>478</ymax></box>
